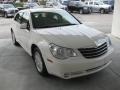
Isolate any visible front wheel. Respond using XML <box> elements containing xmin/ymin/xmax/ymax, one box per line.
<box><xmin>33</xmin><ymin>47</ymin><xmax>48</xmax><ymax>76</ymax></box>
<box><xmin>79</xmin><ymin>9</ymin><xmax>83</xmax><ymax>14</ymax></box>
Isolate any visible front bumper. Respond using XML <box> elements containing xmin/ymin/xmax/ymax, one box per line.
<box><xmin>47</xmin><ymin>47</ymin><xmax>113</xmax><ymax>79</ymax></box>
<box><xmin>104</xmin><ymin>7</ymin><xmax>112</xmax><ymax>13</ymax></box>
<box><xmin>7</xmin><ymin>13</ymin><xmax>15</xmax><ymax>17</ymax></box>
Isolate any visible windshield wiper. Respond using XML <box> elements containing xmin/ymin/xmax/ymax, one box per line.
<box><xmin>34</xmin><ymin>24</ymin><xmax>77</xmax><ymax>29</ymax></box>
<box><xmin>58</xmin><ymin>23</ymin><xmax>77</xmax><ymax>26</ymax></box>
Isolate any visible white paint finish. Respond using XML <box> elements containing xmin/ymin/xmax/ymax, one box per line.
<box><xmin>112</xmin><ymin>0</ymin><xmax>120</xmax><ymax>38</ymax></box>
<box><xmin>11</xmin><ymin>8</ymin><xmax>114</xmax><ymax>79</ymax></box>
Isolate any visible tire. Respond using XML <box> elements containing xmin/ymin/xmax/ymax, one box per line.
<box><xmin>4</xmin><ymin>12</ymin><xmax>8</xmax><ymax>18</ymax></box>
<box><xmin>79</xmin><ymin>9</ymin><xmax>83</xmax><ymax>14</ymax></box>
<box><xmin>100</xmin><ymin>9</ymin><xmax>105</xmax><ymax>14</ymax></box>
<box><xmin>11</xmin><ymin>30</ymin><xmax>19</xmax><ymax>46</ymax></box>
<box><xmin>33</xmin><ymin>47</ymin><xmax>48</xmax><ymax>76</ymax></box>
<box><xmin>69</xmin><ymin>9</ymin><xmax>73</xmax><ymax>13</ymax></box>
<box><xmin>89</xmin><ymin>8</ymin><xmax>92</xmax><ymax>14</ymax></box>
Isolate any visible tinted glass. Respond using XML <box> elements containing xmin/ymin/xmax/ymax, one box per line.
<box><xmin>89</xmin><ymin>2</ymin><xmax>93</xmax><ymax>5</ymax></box>
<box><xmin>3</xmin><ymin>4</ymin><xmax>15</xmax><ymax>9</ymax></box>
<box><xmin>14</xmin><ymin>12</ymin><xmax>23</xmax><ymax>23</ymax></box>
<box><xmin>31</xmin><ymin>11</ymin><xmax>80</xmax><ymax>29</ymax></box>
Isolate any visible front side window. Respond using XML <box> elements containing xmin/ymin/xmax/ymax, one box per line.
<box><xmin>14</xmin><ymin>12</ymin><xmax>23</xmax><ymax>23</ymax></box>
<box><xmin>103</xmin><ymin>1</ymin><xmax>109</xmax><ymax>4</ymax></box>
<box><xmin>95</xmin><ymin>2</ymin><xmax>104</xmax><ymax>5</ymax></box>
<box><xmin>85</xmin><ymin>2</ymin><xmax>88</xmax><ymax>5</ymax></box>
<box><xmin>31</xmin><ymin>10</ymin><xmax>80</xmax><ymax>29</ymax></box>
<box><xmin>94</xmin><ymin>2</ymin><xmax>99</xmax><ymax>5</ymax></box>
<box><xmin>20</xmin><ymin>12</ymin><xmax>29</xmax><ymax>24</ymax></box>
<box><xmin>89</xmin><ymin>2</ymin><xmax>93</xmax><ymax>5</ymax></box>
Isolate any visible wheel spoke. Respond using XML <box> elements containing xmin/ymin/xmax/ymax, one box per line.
<box><xmin>35</xmin><ymin>52</ymin><xmax>43</xmax><ymax>72</ymax></box>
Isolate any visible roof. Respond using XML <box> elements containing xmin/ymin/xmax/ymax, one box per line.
<box><xmin>19</xmin><ymin>8</ymin><xmax>63</xmax><ymax>13</ymax></box>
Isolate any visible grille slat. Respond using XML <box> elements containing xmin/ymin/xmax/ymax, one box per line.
<box><xmin>78</xmin><ymin>42</ymin><xmax>108</xmax><ymax>59</ymax></box>
<box><xmin>84</xmin><ymin>49</ymin><xmax>107</xmax><ymax>58</ymax></box>
<box><xmin>80</xmin><ymin>42</ymin><xmax>107</xmax><ymax>51</ymax></box>
<box><xmin>81</xmin><ymin>47</ymin><xmax>107</xmax><ymax>55</ymax></box>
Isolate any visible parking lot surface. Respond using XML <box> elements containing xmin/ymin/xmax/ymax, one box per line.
<box><xmin>0</xmin><ymin>13</ymin><xmax>120</xmax><ymax>90</ymax></box>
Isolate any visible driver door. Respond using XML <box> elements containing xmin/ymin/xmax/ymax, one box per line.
<box><xmin>19</xmin><ymin>12</ymin><xmax>31</xmax><ymax>52</ymax></box>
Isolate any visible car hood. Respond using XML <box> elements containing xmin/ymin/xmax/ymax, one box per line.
<box><xmin>35</xmin><ymin>24</ymin><xmax>107</xmax><ymax>48</ymax></box>
<box><xmin>100</xmin><ymin>4</ymin><xmax>111</xmax><ymax>8</ymax></box>
<box><xmin>5</xmin><ymin>8</ymin><xmax>18</xmax><ymax>11</ymax></box>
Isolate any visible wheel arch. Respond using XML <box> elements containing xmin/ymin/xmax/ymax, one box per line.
<box><xmin>11</xmin><ymin>28</ymin><xmax>13</xmax><ymax>32</ymax></box>
<box><xmin>31</xmin><ymin>44</ymin><xmax>39</xmax><ymax>57</ymax></box>
<box><xmin>31</xmin><ymin>44</ymin><xmax>49</xmax><ymax>74</ymax></box>
<box><xmin>100</xmin><ymin>8</ymin><xmax>105</xmax><ymax>11</ymax></box>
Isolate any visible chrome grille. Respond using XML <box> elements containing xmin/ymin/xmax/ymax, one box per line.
<box><xmin>10</xmin><ymin>10</ymin><xmax>15</xmax><ymax>14</ymax></box>
<box><xmin>78</xmin><ymin>42</ymin><xmax>108</xmax><ymax>59</ymax></box>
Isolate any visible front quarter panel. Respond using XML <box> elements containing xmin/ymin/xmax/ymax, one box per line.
<box><xmin>28</xmin><ymin>31</ymin><xmax>52</xmax><ymax>72</ymax></box>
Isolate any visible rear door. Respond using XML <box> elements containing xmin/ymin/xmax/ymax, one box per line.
<box><xmin>19</xmin><ymin>11</ymin><xmax>31</xmax><ymax>52</ymax></box>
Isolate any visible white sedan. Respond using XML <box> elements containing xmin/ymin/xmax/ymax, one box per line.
<box><xmin>11</xmin><ymin>8</ymin><xmax>113</xmax><ymax>79</ymax></box>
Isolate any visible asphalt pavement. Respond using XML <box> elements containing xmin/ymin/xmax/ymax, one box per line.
<box><xmin>0</xmin><ymin>13</ymin><xmax>120</xmax><ymax>90</ymax></box>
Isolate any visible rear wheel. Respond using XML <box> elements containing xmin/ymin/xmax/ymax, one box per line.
<box><xmin>89</xmin><ymin>8</ymin><xmax>92</xmax><ymax>14</ymax></box>
<box><xmin>4</xmin><ymin>12</ymin><xmax>8</xmax><ymax>18</ymax></box>
<box><xmin>33</xmin><ymin>47</ymin><xmax>48</xmax><ymax>76</ymax></box>
<box><xmin>100</xmin><ymin>9</ymin><xmax>105</xmax><ymax>14</ymax></box>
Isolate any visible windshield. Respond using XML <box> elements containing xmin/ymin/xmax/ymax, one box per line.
<box><xmin>31</xmin><ymin>10</ymin><xmax>80</xmax><ymax>29</ymax></box>
<box><xmin>97</xmin><ymin>2</ymin><xmax>104</xmax><ymax>5</ymax></box>
<box><xmin>29</xmin><ymin>3</ymin><xmax>39</xmax><ymax>8</ymax></box>
<box><xmin>3</xmin><ymin>4</ymin><xmax>15</xmax><ymax>9</ymax></box>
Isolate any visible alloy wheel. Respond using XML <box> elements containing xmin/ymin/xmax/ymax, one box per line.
<box><xmin>34</xmin><ymin>51</ymin><xmax>43</xmax><ymax>72</ymax></box>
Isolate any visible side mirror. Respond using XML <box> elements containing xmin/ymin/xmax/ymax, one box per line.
<box><xmin>20</xmin><ymin>23</ymin><xmax>27</xmax><ymax>29</ymax></box>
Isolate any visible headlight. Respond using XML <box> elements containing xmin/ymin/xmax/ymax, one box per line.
<box><xmin>6</xmin><ymin>10</ymin><xmax>11</xmax><ymax>13</ymax></box>
<box><xmin>106</xmin><ymin>37</ymin><xmax>112</xmax><ymax>47</ymax></box>
<box><xmin>49</xmin><ymin>43</ymin><xmax>77</xmax><ymax>59</ymax></box>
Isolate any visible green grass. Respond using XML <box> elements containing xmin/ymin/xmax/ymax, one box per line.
<box><xmin>14</xmin><ymin>3</ymin><xmax>24</xmax><ymax>7</ymax></box>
